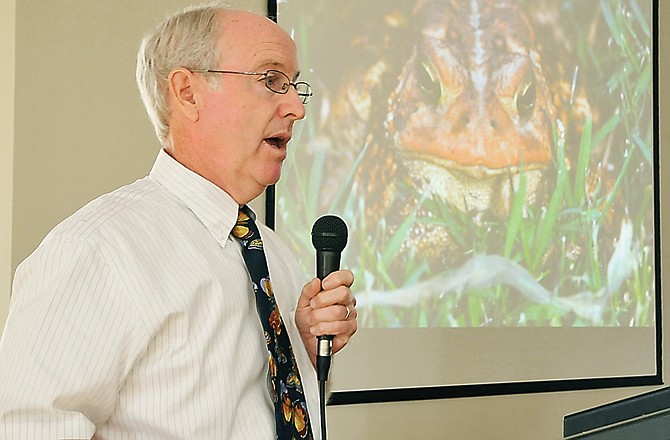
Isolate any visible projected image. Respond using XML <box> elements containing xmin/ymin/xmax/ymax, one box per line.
<box><xmin>277</xmin><ymin>0</ymin><xmax>655</xmax><ymax>329</ymax></box>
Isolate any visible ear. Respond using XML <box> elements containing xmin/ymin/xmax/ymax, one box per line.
<box><xmin>167</xmin><ymin>68</ymin><xmax>200</xmax><ymax>122</ymax></box>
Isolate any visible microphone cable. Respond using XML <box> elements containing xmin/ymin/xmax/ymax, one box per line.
<box><xmin>319</xmin><ymin>378</ymin><xmax>327</xmax><ymax>440</ymax></box>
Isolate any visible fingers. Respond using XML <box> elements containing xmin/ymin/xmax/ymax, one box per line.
<box><xmin>308</xmin><ymin>297</ymin><xmax>355</xmax><ymax>326</ymax></box>
<box><xmin>296</xmin><ymin>277</ymin><xmax>322</xmax><ymax>309</ymax></box>
<box><xmin>320</xmin><ymin>269</ymin><xmax>354</xmax><ymax>291</ymax></box>
<box><xmin>297</xmin><ymin>269</ymin><xmax>356</xmax><ymax>340</ymax></box>
<box><xmin>309</xmin><ymin>284</ymin><xmax>351</xmax><ymax>310</ymax></box>
<box><xmin>309</xmin><ymin>269</ymin><xmax>354</xmax><ymax>309</ymax></box>
<box><xmin>295</xmin><ymin>270</ymin><xmax>357</xmax><ymax>362</ymax></box>
<box><xmin>308</xmin><ymin>291</ymin><xmax>357</xmax><ymax>339</ymax></box>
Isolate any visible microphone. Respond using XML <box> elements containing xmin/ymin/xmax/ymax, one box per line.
<box><xmin>311</xmin><ymin>215</ymin><xmax>348</xmax><ymax>382</ymax></box>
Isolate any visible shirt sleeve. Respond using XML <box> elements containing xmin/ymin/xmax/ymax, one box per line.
<box><xmin>0</xmin><ymin>235</ymin><xmax>149</xmax><ymax>440</ymax></box>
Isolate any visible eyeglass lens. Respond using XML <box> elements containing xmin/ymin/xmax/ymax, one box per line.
<box><xmin>264</xmin><ymin>70</ymin><xmax>312</xmax><ymax>104</ymax></box>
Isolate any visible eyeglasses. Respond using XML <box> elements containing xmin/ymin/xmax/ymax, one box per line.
<box><xmin>190</xmin><ymin>69</ymin><xmax>313</xmax><ymax>104</ymax></box>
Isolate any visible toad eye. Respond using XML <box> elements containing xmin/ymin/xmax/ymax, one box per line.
<box><xmin>417</xmin><ymin>58</ymin><xmax>441</xmax><ymax>107</ymax></box>
<box><xmin>515</xmin><ymin>75</ymin><xmax>536</xmax><ymax>123</ymax></box>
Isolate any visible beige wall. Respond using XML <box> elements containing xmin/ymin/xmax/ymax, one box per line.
<box><xmin>5</xmin><ymin>0</ymin><xmax>267</xmax><ymax>321</ymax></box>
<box><xmin>0</xmin><ymin>0</ymin><xmax>16</xmax><ymax>326</ymax></box>
<box><xmin>10</xmin><ymin>0</ymin><xmax>267</xmax><ymax>273</ymax></box>
<box><xmin>3</xmin><ymin>1</ymin><xmax>668</xmax><ymax>439</ymax></box>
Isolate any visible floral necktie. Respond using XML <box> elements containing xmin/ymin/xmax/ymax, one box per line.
<box><xmin>232</xmin><ymin>206</ymin><xmax>313</xmax><ymax>440</ymax></box>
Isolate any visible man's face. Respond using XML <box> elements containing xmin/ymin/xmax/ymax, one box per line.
<box><xmin>187</xmin><ymin>11</ymin><xmax>306</xmax><ymax>204</ymax></box>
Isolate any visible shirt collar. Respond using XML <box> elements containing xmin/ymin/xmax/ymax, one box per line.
<box><xmin>148</xmin><ymin>149</ymin><xmax>241</xmax><ymax>247</ymax></box>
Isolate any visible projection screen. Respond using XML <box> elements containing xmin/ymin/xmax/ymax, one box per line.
<box><xmin>272</xmin><ymin>0</ymin><xmax>661</xmax><ymax>403</ymax></box>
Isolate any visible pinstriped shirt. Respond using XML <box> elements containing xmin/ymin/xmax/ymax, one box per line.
<box><xmin>0</xmin><ymin>149</ymin><xmax>321</xmax><ymax>439</ymax></box>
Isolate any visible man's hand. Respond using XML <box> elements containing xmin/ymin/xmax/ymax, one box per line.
<box><xmin>295</xmin><ymin>270</ymin><xmax>357</xmax><ymax>367</ymax></box>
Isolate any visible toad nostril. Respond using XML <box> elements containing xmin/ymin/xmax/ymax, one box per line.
<box><xmin>451</xmin><ymin>114</ymin><xmax>470</xmax><ymax>134</ymax></box>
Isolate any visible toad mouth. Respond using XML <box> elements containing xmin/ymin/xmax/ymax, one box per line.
<box><xmin>402</xmin><ymin>150</ymin><xmax>549</xmax><ymax>179</ymax></box>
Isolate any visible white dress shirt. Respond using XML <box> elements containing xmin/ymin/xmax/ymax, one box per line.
<box><xmin>0</xmin><ymin>149</ymin><xmax>320</xmax><ymax>439</ymax></box>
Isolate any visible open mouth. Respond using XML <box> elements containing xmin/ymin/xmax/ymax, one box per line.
<box><xmin>264</xmin><ymin>137</ymin><xmax>285</xmax><ymax>148</ymax></box>
<box><xmin>263</xmin><ymin>132</ymin><xmax>291</xmax><ymax>150</ymax></box>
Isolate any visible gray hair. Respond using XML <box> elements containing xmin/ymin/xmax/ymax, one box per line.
<box><xmin>136</xmin><ymin>2</ymin><xmax>230</xmax><ymax>145</ymax></box>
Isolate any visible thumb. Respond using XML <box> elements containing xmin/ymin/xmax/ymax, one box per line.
<box><xmin>297</xmin><ymin>277</ymin><xmax>321</xmax><ymax>309</ymax></box>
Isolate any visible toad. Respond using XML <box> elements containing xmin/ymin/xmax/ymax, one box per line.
<box><xmin>384</xmin><ymin>0</ymin><xmax>556</xmax><ymax>217</ymax></box>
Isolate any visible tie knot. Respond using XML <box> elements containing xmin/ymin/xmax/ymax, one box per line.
<box><xmin>233</xmin><ymin>207</ymin><xmax>257</xmax><ymax>241</ymax></box>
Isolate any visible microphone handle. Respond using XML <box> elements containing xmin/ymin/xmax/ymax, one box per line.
<box><xmin>316</xmin><ymin>250</ymin><xmax>341</xmax><ymax>280</ymax></box>
<box><xmin>315</xmin><ymin>249</ymin><xmax>341</xmax><ymax>381</ymax></box>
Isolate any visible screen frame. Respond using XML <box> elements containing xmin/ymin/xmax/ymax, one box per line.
<box><xmin>267</xmin><ymin>0</ymin><xmax>663</xmax><ymax>406</ymax></box>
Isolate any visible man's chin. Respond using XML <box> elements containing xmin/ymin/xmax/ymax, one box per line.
<box><xmin>259</xmin><ymin>169</ymin><xmax>282</xmax><ymax>189</ymax></box>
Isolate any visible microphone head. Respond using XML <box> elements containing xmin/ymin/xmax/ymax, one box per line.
<box><xmin>311</xmin><ymin>215</ymin><xmax>348</xmax><ymax>252</ymax></box>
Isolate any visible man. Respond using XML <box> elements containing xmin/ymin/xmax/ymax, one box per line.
<box><xmin>0</xmin><ymin>3</ymin><xmax>356</xmax><ymax>439</ymax></box>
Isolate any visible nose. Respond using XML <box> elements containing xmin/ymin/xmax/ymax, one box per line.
<box><xmin>279</xmin><ymin>87</ymin><xmax>306</xmax><ymax>121</ymax></box>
